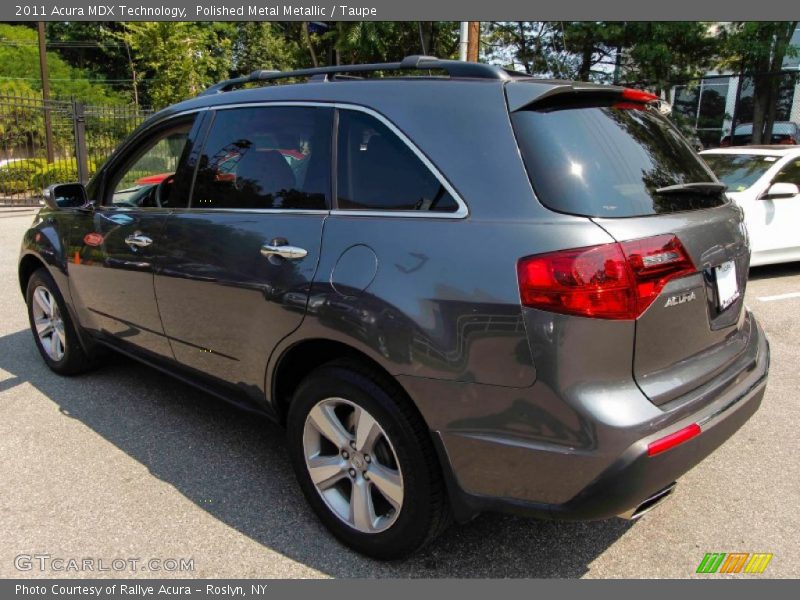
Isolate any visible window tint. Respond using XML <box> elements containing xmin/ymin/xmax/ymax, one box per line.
<box><xmin>773</xmin><ymin>159</ymin><xmax>800</xmax><ymax>187</ymax></box>
<box><xmin>511</xmin><ymin>101</ymin><xmax>726</xmax><ymax>218</ymax></box>
<box><xmin>108</xmin><ymin>121</ymin><xmax>195</xmax><ymax>208</ymax></box>
<box><xmin>191</xmin><ymin>106</ymin><xmax>332</xmax><ymax>210</ymax></box>
<box><xmin>336</xmin><ymin>110</ymin><xmax>458</xmax><ymax>212</ymax></box>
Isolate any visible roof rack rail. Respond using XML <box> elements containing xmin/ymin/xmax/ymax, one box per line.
<box><xmin>199</xmin><ymin>55</ymin><xmax>514</xmax><ymax>96</ymax></box>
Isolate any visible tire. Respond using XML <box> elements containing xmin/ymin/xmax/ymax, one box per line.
<box><xmin>26</xmin><ymin>268</ymin><xmax>97</xmax><ymax>375</ymax></box>
<box><xmin>287</xmin><ymin>359</ymin><xmax>451</xmax><ymax>559</ymax></box>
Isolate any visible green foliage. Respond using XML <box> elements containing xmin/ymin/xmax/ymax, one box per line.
<box><xmin>117</xmin><ymin>22</ymin><xmax>235</xmax><ymax>107</ymax></box>
<box><xmin>719</xmin><ymin>22</ymin><xmax>799</xmax><ymax>73</ymax></box>
<box><xmin>719</xmin><ymin>22</ymin><xmax>798</xmax><ymax>143</ymax></box>
<box><xmin>29</xmin><ymin>158</ymin><xmax>97</xmax><ymax>190</ymax></box>
<box><xmin>0</xmin><ymin>24</ymin><xmax>125</xmax><ymax>103</ymax></box>
<box><xmin>0</xmin><ymin>157</ymin><xmax>97</xmax><ymax>195</ymax></box>
<box><xmin>0</xmin><ymin>158</ymin><xmax>46</xmax><ymax>195</ymax></box>
<box><xmin>332</xmin><ymin>22</ymin><xmax>459</xmax><ymax>64</ymax></box>
<box><xmin>486</xmin><ymin>22</ymin><xmax>565</xmax><ymax>76</ymax></box>
<box><xmin>0</xmin><ymin>80</ymin><xmax>44</xmax><ymax>149</ymax></box>
<box><xmin>233</xmin><ymin>22</ymin><xmax>303</xmax><ymax>73</ymax></box>
<box><xmin>622</xmin><ymin>23</ymin><xmax>720</xmax><ymax>93</ymax></box>
<box><xmin>485</xmin><ymin>21</ymin><xmax>718</xmax><ymax>90</ymax></box>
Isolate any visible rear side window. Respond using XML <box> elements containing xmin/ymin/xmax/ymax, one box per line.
<box><xmin>336</xmin><ymin>110</ymin><xmax>458</xmax><ymax>212</ymax></box>
<box><xmin>191</xmin><ymin>106</ymin><xmax>332</xmax><ymax>210</ymax></box>
<box><xmin>511</xmin><ymin>101</ymin><xmax>726</xmax><ymax>217</ymax></box>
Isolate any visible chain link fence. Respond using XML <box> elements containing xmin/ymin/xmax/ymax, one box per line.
<box><xmin>0</xmin><ymin>94</ymin><xmax>153</xmax><ymax>206</ymax></box>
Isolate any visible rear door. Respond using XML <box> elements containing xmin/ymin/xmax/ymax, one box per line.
<box><xmin>154</xmin><ymin>104</ymin><xmax>333</xmax><ymax>402</ymax></box>
<box><xmin>67</xmin><ymin>114</ymin><xmax>203</xmax><ymax>359</ymax></box>
<box><xmin>509</xmin><ymin>89</ymin><xmax>750</xmax><ymax>407</ymax></box>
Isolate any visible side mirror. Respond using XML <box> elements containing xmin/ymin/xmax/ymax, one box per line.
<box><xmin>761</xmin><ymin>182</ymin><xmax>799</xmax><ymax>199</ymax></box>
<box><xmin>43</xmin><ymin>183</ymin><xmax>88</xmax><ymax>209</ymax></box>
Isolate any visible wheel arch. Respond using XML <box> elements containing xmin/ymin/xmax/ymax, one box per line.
<box><xmin>18</xmin><ymin>253</ymin><xmax>49</xmax><ymax>297</ymax></box>
<box><xmin>270</xmin><ymin>338</ymin><xmax>421</xmax><ymax>429</ymax></box>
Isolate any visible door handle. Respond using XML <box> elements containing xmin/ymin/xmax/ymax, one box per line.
<box><xmin>260</xmin><ymin>243</ymin><xmax>308</xmax><ymax>260</ymax></box>
<box><xmin>125</xmin><ymin>233</ymin><xmax>153</xmax><ymax>248</ymax></box>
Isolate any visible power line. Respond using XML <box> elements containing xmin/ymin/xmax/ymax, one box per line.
<box><xmin>0</xmin><ymin>42</ymin><xmax>129</xmax><ymax>48</ymax></box>
<box><xmin>0</xmin><ymin>75</ymin><xmax>156</xmax><ymax>83</ymax></box>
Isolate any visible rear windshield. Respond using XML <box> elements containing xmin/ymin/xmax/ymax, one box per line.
<box><xmin>511</xmin><ymin>100</ymin><xmax>726</xmax><ymax>217</ymax></box>
<box><xmin>702</xmin><ymin>154</ymin><xmax>780</xmax><ymax>191</ymax></box>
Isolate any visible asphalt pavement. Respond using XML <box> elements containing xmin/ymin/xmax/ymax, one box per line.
<box><xmin>1</xmin><ymin>207</ymin><xmax>798</xmax><ymax>578</ymax></box>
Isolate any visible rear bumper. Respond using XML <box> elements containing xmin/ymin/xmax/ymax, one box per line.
<box><xmin>423</xmin><ymin>313</ymin><xmax>770</xmax><ymax>523</ymax></box>
<box><xmin>546</xmin><ymin>366</ymin><xmax>766</xmax><ymax>520</ymax></box>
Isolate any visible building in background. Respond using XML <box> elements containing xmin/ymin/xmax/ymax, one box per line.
<box><xmin>670</xmin><ymin>23</ymin><xmax>800</xmax><ymax>148</ymax></box>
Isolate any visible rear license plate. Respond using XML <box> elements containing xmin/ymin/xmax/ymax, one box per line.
<box><xmin>715</xmin><ymin>260</ymin><xmax>739</xmax><ymax>310</ymax></box>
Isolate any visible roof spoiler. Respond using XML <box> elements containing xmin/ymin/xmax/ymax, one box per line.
<box><xmin>507</xmin><ymin>82</ymin><xmax>667</xmax><ymax>112</ymax></box>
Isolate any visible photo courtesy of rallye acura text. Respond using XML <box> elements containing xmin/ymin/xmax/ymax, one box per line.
<box><xmin>19</xmin><ymin>56</ymin><xmax>770</xmax><ymax>559</ymax></box>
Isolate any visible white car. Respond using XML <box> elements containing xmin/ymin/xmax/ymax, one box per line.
<box><xmin>701</xmin><ymin>146</ymin><xmax>800</xmax><ymax>266</ymax></box>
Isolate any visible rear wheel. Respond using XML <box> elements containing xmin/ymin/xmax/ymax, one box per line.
<box><xmin>286</xmin><ymin>360</ymin><xmax>450</xmax><ymax>559</ymax></box>
<box><xmin>26</xmin><ymin>268</ymin><xmax>96</xmax><ymax>375</ymax></box>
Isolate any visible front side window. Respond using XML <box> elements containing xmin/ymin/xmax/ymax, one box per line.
<box><xmin>336</xmin><ymin>110</ymin><xmax>459</xmax><ymax>212</ymax></box>
<box><xmin>108</xmin><ymin>121</ymin><xmax>195</xmax><ymax>208</ymax></box>
<box><xmin>191</xmin><ymin>106</ymin><xmax>332</xmax><ymax>210</ymax></box>
<box><xmin>773</xmin><ymin>159</ymin><xmax>800</xmax><ymax>187</ymax></box>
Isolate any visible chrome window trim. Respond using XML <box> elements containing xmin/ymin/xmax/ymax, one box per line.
<box><xmin>169</xmin><ymin>208</ymin><xmax>330</xmax><ymax>216</ymax></box>
<box><xmin>203</xmin><ymin>101</ymin><xmax>469</xmax><ymax>219</ymax></box>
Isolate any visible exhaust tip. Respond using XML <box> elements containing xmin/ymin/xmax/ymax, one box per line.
<box><xmin>619</xmin><ymin>482</ymin><xmax>676</xmax><ymax>520</ymax></box>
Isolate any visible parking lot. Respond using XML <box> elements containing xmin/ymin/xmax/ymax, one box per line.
<box><xmin>0</xmin><ymin>206</ymin><xmax>798</xmax><ymax>579</ymax></box>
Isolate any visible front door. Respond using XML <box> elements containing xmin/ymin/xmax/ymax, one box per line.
<box><xmin>154</xmin><ymin>105</ymin><xmax>333</xmax><ymax>401</ymax></box>
<box><xmin>767</xmin><ymin>157</ymin><xmax>800</xmax><ymax>255</ymax></box>
<box><xmin>748</xmin><ymin>156</ymin><xmax>800</xmax><ymax>260</ymax></box>
<box><xmin>67</xmin><ymin>114</ymin><xmax>203</xmax><ymax>359</ymax></box>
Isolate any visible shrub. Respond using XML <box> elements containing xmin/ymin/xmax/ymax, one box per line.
<box><xmin>29</xmin><ymin>158</ymin><xmax>96</xmax><ymax>191</ymax></box>
<box><xmin>0</xmin><ymin>158</ymin><xmax>46</xmax><ymax>195</ymax></box>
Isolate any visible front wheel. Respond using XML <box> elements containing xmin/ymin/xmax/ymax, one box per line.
<box><xmin>286</xmin><ymin>360</ymin><xmax>450</xmax><ymax>559</ymax></box>
<box><xmin>26</xmin><ymin>268</ymin><xmax>96</xmax><ymax>375</ymax></box>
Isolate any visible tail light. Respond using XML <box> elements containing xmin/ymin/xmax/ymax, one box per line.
<box><xmin>517</xmin><ymin>234</ymin><xmax>696</xmax><ymax>320</ymax></box>
<box><xmin>778</xmin><ymin>136</ymin><xmax>797</xmax><ymax>145</ymax></box>
<box><xmin>720</xmin><ymin>137</ymin><xmax>731</xmax><ymax>147</ymax></box>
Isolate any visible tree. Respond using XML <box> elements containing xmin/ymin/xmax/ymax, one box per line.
<box><xmin>232</xmin><ymin>22</ymin><xmax>303</xmax><ymax>74</ymax></box>
<box><xmin>117</xmin><ymin>22</ymin><xmax>235</xmax><ymax>107</ymax></box>
<box><xmin>484</xmin><ymin>22</ymin><xmax>558</xmax><ymax>75</ymax></box>
<box><xmin>45</xmin><ymin>22</ymin><xmax>130</xmax><ymax>82</ymax></box>
<box><xmin>615</xmin><ymin>23</ymin><xmax>719</xmax><ymax>95</ymax></box>
<box><xmin>322</xmin><ymin>22</ymin><xmax>458</xmax><ymax>66</ymax></box>
<box><xmin>0</xmin><ymin>23</ymin><xmax>125</xmax><ymax>103</ymax></box>
<box><xmin>560</xmin><ymin>22</ymin><xmax>622</xmax><ymax>81</ymax></box>
<box><xmin>721</xmin><ymin>22</ymin><xmax>799</xmax><ymax>143</ymax></box>
<box><xmin>484</xmin><ymin>21</ymin><xmax>718</xmax><ymax>91</ymax></box>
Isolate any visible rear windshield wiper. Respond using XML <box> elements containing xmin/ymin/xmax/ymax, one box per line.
<box><xmin>655</xmin><ymin>182</ymin><xmax>727</xmax><ymax>195</ymax></box>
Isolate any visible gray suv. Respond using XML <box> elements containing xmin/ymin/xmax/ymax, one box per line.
<box><xmin>19</xmin><ymin>56</ymin><xmax>769</xmax><ymax>559</ymax></box>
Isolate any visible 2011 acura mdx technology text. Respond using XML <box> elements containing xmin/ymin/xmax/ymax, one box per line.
<box><xmin>19</xmin><ymin>56</ymin><xmax>770</xmax><ymax>559</ymax></box>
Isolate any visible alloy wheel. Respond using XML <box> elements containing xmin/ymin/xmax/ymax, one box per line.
<box><xmin>31</xmin><ymin>285</ymin><xmax>66</xmax><ymax>362</ymax></box>
<box><xmin>302</xmin><ymin>397</ymin><xmax>404</xmax><ymax>533</ymax></box>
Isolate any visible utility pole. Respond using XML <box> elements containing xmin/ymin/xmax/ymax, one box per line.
<box><xmin>459</xmin><ymin>22</ymin><xmax>469</xmax><ymax>61</ymax></box>
<box><xmin>467</xmin><ymin>22</ymin><xmax>480</xmax><ymax>62</ymax></box>
<box><xmin>37</xmin><ymin>21</ymin><xmax>55</xmax><ymax>163</ymax></box>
